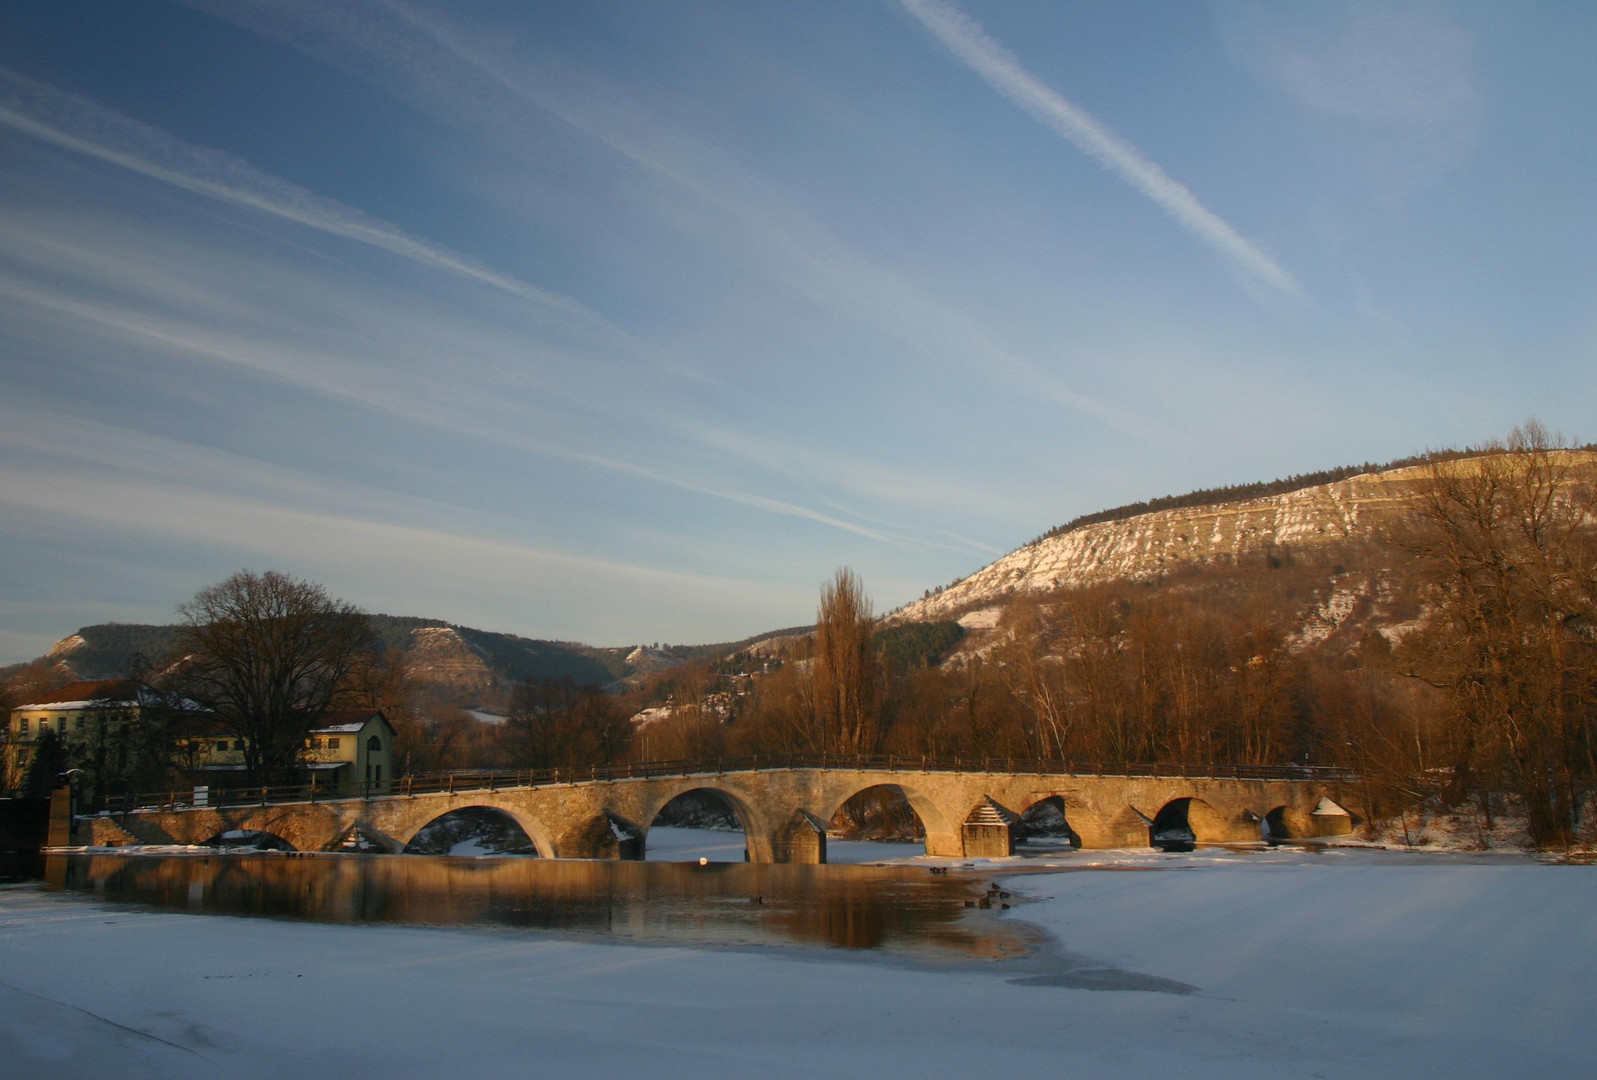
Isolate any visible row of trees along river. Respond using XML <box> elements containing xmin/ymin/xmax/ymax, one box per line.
<box><xmin>4</xmin><ymin>426</ymin><xmax>1594</xmax><ymax>848</ymax></box>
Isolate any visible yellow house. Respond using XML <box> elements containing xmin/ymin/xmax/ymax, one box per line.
<box><xmin>6</xmin><ymin>685</ymin><xmax>397</xmax><ymax>800</ymax></box>
<box><xmin>191</xmin><ymin>709</ymin><xmax>397</xmax><ymax>797</ymax></box>
<box><xmin>4</xmin><ymin>679</ymin><xmax>196</xmax><ymax>792</ymax></box>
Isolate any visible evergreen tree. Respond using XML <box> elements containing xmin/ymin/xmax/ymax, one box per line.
<box><xmin>22</xmin><ymin>728</ymin><xmax>68</xmax><ymax>797</ymax></box>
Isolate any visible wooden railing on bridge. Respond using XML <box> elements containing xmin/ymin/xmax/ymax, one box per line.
<box><xmin>87</xmin><ymin>754</ymin><xmax>1355</xmax><ymax>816</ymax></box>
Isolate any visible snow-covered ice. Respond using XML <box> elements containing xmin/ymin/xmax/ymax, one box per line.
<box><xmin>644</xmin><ymin>825</ymin><xmax>924</xmax><ymax>864</ymax></box>
<box><xmin>644</xmin><ymin>824</ymin><xmax>750</xmax><ymax>862</ymax></box>
<box><xmin>1</xmin><ymin>847</ymin><xmax>1593</xmax><ymax>1079</ymax></box>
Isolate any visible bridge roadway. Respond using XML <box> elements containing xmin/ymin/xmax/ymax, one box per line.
<box><xmin>91</xmin><ymin>759</ymin><xmax>1354</xmax><ymax>860</ymax></box>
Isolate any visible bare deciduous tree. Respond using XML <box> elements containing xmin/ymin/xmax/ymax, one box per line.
<box><xmin>992</xmin><ymin>598</ymin><xmax>1072</xmax><ymax>761</ymax></box>
<box><xmin>503</xmin><ymin>676</ymin><xmax>628</xmax><ymax>770</ymax></box>
<box><xmin>174</xmin><ymin>570</ymin><xmax>371</xmax><ymax>785</ymax></box>
<box><xmin>1401</xmin><ymin>422</ymin><xmax>1597</xmax><ymax>846</ymax></box>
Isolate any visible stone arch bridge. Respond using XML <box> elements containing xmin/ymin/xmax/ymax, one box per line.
<box><xmin>91</xmin><ymin>761</ymin><xmax>1353</xmax><ymax>861</ymax></box>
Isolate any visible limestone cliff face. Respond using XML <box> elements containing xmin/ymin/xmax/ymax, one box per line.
<box><xmin>623</xmin><ymin>647</ymin><xmax>677</xmax><ymax>676</ymax></box>
<box><xmin>405</xmin><ymin>626</ymin><xmax>496</xmax><ymax>695</ymax></box>
<box><xmin>46</xmin><ymin>634</ymin><xmax>88</xmax><ymax>662</ymax></box>
<box><xmin>896</xmin><ymin>464</ymin><xmax>1439</xmax><ymax>623</ymax></box>
<box><xmin>43</xmin><ymin>633</ymin><xmax>89</xmax><ymax>680</ymax></box>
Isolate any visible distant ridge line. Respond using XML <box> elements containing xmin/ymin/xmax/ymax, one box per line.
<box><xmin>1035</xmin><ymin>446</ymin><xmax>1593</xmax><ymax>546</ymax></box>
<box><xmin>892</xmin><ymin>442</ymin><xmax>1597</xmax><ymax>617</ymax></box>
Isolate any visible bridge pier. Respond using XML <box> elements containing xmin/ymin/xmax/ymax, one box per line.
<box><xmin>769</xmin><ymin>810</ymin><xmax>827</xmax><ymax>864</ymax></box>
<box><xmin>559</xmin><ymin>811</ymin><xmax>644</xmax><ymax>860</ymax></box>
<box><xmin>961</xmin><ymin>797</ymin><xmax>1018</xmax><ymax>858</ymax></box>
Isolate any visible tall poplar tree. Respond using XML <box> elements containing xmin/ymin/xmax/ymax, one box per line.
<box><xmin>813</xmin><ymin>568</ymin><xmax>879</xmax><ymax>755</ymax></box>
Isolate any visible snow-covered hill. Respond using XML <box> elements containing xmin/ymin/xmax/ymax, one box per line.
<box><xmin>896</xmin><ymin>462</ymin><xmax>1439</xmax><ymax>622</ymax></box>
<box><xmin>405</xmin><ymin>625</ymin><xmax>496</xmax><ymax>692</ymax></box>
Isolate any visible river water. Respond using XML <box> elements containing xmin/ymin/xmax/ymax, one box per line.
<box><xmin>34</xmin><ymin>852</ymin><xmax>1034</xmax><ymax>961</ymax></box>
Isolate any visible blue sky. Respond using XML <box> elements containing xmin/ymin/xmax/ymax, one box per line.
<box><xmin>1</xmin><ymin>0</ymin><xmax>1593</xmax><ymax>662</ymax></box>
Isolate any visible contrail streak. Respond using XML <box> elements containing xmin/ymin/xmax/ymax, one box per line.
<box><xmin>0</xmin><ymin>66</ymin><xmax>613</xmax><ymax>326</ymax></box>
<box><xmin>899</xmin><ymin>0</ymin><xmax>1300</xmax><ymax>296</ymax></box>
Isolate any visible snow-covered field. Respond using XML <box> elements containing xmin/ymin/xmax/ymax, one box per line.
<box><xmin>2</xmin><ymin>847</ymin><xmax>1593</xmax><ymax>1079</ymax></box>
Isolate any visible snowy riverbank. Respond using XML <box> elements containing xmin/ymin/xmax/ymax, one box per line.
<box><xmin>2</xmin><ymin>848</ymin><xmax>1593</xmax><ymax>1079</ymax></box>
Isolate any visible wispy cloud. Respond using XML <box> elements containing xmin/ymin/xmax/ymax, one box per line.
<box><xmin>400</xmin><ymin>3</ymin><xmax>1157</xmax><ymax>432</ymax></box>
<box><xmin>681</xmin><ymin>421</ymin><xmax>1008</xmax><ymax>552</ymax></box>
<box><xmin>1215</xmin><ymin>0</ymin><xmax>1475</xmax><ymax>123</ymax></box>
<box><xmin>183</xmin><ymin>0</ymin><xmax>1152</xmax><ymax>439</ymax></box>
<box><xmin>0</xmin><ymin>405</ymin><xmax>814</xmax><ymax>640</ymax></box>
<box><xmin>0</xmin><ymin>245</ymin><xmax>916</xmax><ymax>549</ymax></box>
<box><xmin>0</xmin><ymin>66</ymin><xmax>616</xmax><ymax>333</ymax></box>
<box><xmin>1212</xmin><ymin>1</ymin><xmax>1480</xmax><ymax>201</ymax></box>
<box><xmin>0</xmin><ymin>470</ymin><xmax>807</xmax><ymax>640</ymax></box>
<box><xmin>898</xmin><ymin>0</ymin><xmax>1301</xmax><ymax>297</ymax></box>
<box><xmin>0</xmin><ymin>53</ymin><xmax>1042</xmax><ymax>552</ymax></box>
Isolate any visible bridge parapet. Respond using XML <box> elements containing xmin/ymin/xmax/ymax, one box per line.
<box><xmin>83</xmin><ymin>756</ymin><xmax>1353</xmax><ymax>817</ymax></box>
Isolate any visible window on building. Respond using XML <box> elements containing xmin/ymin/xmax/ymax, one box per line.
<box><xmin>57</xmin><ymin>717</ymin><xmax>67</xmax><ymax>734</ymax></box>
<box><xmin>17</xmin><ymin>718</ymin><xmax>27</xmax><ymax>735</ymax></box>
<box><xmin>327</xmin><ymin>738</ymin><xmax>340</xmax><ymax>751</ymax></box>
<box><xmin>216</xmin><ymin>740</ymin><xmax>229</xmax><ymax>753</ymax></box>
<box><xmin>367</xmin><ymin>735</ymin><xmax>382</xmax><ymax>752</ymax></box>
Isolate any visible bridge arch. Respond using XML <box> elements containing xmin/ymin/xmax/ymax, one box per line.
<box><xmin>642</xmin><ymin>784</ymin><xmax>761</xmax><ymax>862</ymax></box>
<box><xmin>1262</xmin><ymin>803</ymin><xmax>1332</xmax><ymax>842</ymax></box>
<box><xmin>1015</xmin><ymin>795</ymin><xmax>1081</xmax><ymax>848</ymax></box>
<box><xmin>1263</xmin><ymin>804</ymin><xmax>1294</xmax><ymax>843</ymax></box>
<box><xmin>202</xmin><ymin>828</ymin><xmax>296</xmax><ymax>851</ymax></box>
<box><xmin>822</xmin><ymin>781</ymin><xmax>957</xmax><ymax>855</ymax></box>
<box><xmin>401</xmin><ymin>805</ymin><xmax>542</xmax><ymax>856</ymax></box>
<box><xmin>1149</xmin><ymin>796</ymin><xmax>1229</xmax><ymax>850</ymax></box>
<box><xmin>397</xmin><ymin>804</ymin><xmax>556</xmax><ymax>859</ymax></box>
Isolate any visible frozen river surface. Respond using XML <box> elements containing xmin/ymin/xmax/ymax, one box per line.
<box><xmin>643</xmin><ymin>823</ymin><xmax>927</xmax><ymax>864</ymax></box>
<box><xmin>1</xmin><ymin>845</ymin><xmax>1593</xmax><ymax>1079</ymax></box>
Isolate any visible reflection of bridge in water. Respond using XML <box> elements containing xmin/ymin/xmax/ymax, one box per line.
<box><xmin>84</xmin><ymin>756</ymin><xmax>1355</xmax><ymax>861</ymax></box>
<box><xmin>46</xmin><ymin>854</ymin><xmax>1022</xmax><ymax>957</ymax></box>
